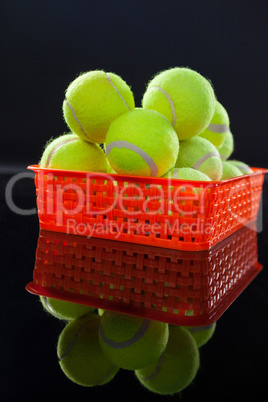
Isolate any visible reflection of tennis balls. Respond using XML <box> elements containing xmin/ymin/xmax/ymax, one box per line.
<box><xmin>105</xmin><ymin>109</ymin><xmax>179</xmax><ymax>177</ymax></box>
<box><xmin>39</xmin><ymin>133</ymin><xmax>108</xmax><ymax>172</ymax></box>
<box><xmin>57</xmin><ymin>315</ymin><xmax>119</xmax><ymax>386</ymax></box>
<box><xmin>217</xmin><ymin>130</ymin><xmax>234</xmax><ymax>160</ymax></box>
<box><xmin>228</xmin><ymin>160</ymin><xmax>253</xmax><ymax>175</ymax></box>
<box><xmin>63</xmin><ymin>70</ymin><xmax>135</xmax><ymax>143</ymax></box>
<box><xmin>221</xmin><ymin>161</ymin><xmax>243</xmax><ymax>179</ymax></box>
<box><xmin>163</xmin><ymin>167</ymin><xmax>211</xmax><ymax>181</ymax></box>
<box><xmin>142</xmin><ymin>67</ymin><xmax>216</xmax><ymax>140</ymax></box>
<box><xmin>198</xmin><ymin>101</ymin><xmax>229</xmax><ymax>147</ymax></box>
<box><xmin>185</xmin><ymin>323</ymin><xmax>216</xmax><ymax>348</ymax></box>
<box><xmin>99</xmin><ymin>311</ymin><xmax>169</xmax><ymax>370</ymax></box>
<box><xmin>175</xmin><ymin>136</ymin><xmax>222</xmax><ymax>181</ymax></box>
<box><xmin>40</xmin><ymin>296</ymin><xmax>95</xmax><ymax>321</ymax></box>
<box><xmin>135</xmin><ymin>325</ymin><xmax>200</xmax><ymax>395</ymax></box>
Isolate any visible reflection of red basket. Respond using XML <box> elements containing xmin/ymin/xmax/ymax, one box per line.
<box><xmin>28</xmin><ymin>165</ymin><xmax>267</xmax><ymax>251</ymax></box>
<box><xmin>26</xmin><ymin>223</ymin><xmax>262</xmax><ymax>326</ymax></box>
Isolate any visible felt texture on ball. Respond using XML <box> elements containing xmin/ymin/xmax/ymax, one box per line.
<box><xmin>105</xmin><ymin>108</ymin><xmax>179</xmax><ymax>177</ymax></box>
<box><xmin>163</xmin><ymin>167</ymin><xmax>211</xmax><ymax>181</ymax></box>
<box><xmin>135</xmin><ymin>325</ymin><xmax>200</xmax><ymax>395</ymax></box>
<box><xmin>39</xmin><ymin>133</ymin><xmax>108</xmax><ymax>172</ymax></box>
<box><xmin>184</xmin><ymin>323</ymin><xmax>216</xmax><ymax>348</ymax></box>
<box><xmin>175</xmin><ymin>136</ymin><xmax>222</xmax><ymax>181</ymax></box>
<box><xmin>63</xmin><ymin>70</ymin><xmax>135</xmax><ymax>143</ymax></box>
<box><xmin>99</xmin><ymin>311</ymin><xmax>169</xmax><ymax>370</ymax></box>
<box><xmin>57</xmin><ymin>314</ymin><xmax>119</xmax><ymax>387</ymax></box>
<box><xmin>198</xmin><ymin>100</ymin><xmax>230</xmax><ymax>147</ymax></box>
<box><xmin>142</xmin><ymin>67</ymin><xmax>216</xmax><ymax>140</ymax></box>
<box><xmin>39</xmin><ymin>296</ymin><xmax>95</xmax><ymax>321</ymax></box>
<box><xmin>228</xmin><ymin>160</ymin><xmax>253</xmax><ymax>175</ymax></box>
<box><xmin>217</xmin><ymin>130</ymin><xmax>234</xmax><ymax>160</ymax></box>
<box><xmin>221</xmin><ymin>161</ymin><xmax>243</xmax><ymax>179</ymax></box>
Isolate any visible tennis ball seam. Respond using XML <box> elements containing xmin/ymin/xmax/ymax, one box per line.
<box><xmin>192</xmin><ymin>151</ymin><xmax>220</xmax><ymax>170</ymax></box>
<box><xmin>59</xmin><ymin>319</ymin><xmax>90</xmax><ymax>361</ymax></box>
<box><xmin>106</xmin><ymin>141</ymin><xmax>158</xmax><ymax>177</ymax></box>
<box><xmin>105</xmin><ymin>73</ymin><xmax>130</xmax><ymax>111</ymax></box>
<box><xmin>148</xmin><ymin>86</ymin><xmax>177</xmax><ymax>127</ymax></box>
<box><xmin>99</xmin><ymin>318</ymin><xmax>151</xmax><ymax>348</ymax></box>
<box><xmin>139</xmin><ymin>353</ymin><xmax>164</xmax><ymax>381</ymax></box>
<box><xmin>206</xmin><ymin>123</ymin><xmax>228</xmax><ymax>134</ymax></box>
<box><xmin>44</xmin><ymin>136</ymin><xmax>79</xmax><ymax>168</ymax></box>
<box><xmin>64</xmin><ymin>72</ymin><xmax>131</xmax><ymax>142</ymax></box>
<box><xmin>42</xmin><ymin>297</ymin><xmax>68</xmax><ymax>320</ymax></box>
<box><xmin>187</xmin><ymin>324</ymin><xmax>214</xmax><ymax>335</ymax></box>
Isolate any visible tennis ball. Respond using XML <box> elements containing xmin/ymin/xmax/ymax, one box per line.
<box><xmin>184</xmin><ymin>323</ymin><xmax>216</xmax><ymax>348</ymax></box>
<box><xmin>163</xmin><ymin>167</ymin><xmax>211</xmax><ymax>181</ymax></box>
<box><xmin>57</xmin><ymin>314</ymin><xmax>119</xmax><ymax>386</ymax></box>
<box><xmin>198</xmin><ymin>100</ymin><xmax>230</xmax><ymax>147</ymax></box>
<box><xmin>217</xmin><ymin>130</ymin><xmax>234</xmax><ymax>160</ymax></box>
<box><xmin>175</xmin><ymin>136</ymin><xmax>222</xmax><ymax>181</ymax></box>
<box><xmin>135</xmin><ymin>325</ymin><xmax>200</xmax><ymax>395</ymax></box>
<box><xmin>228</xmin><ymin>160</ymin><xmax>253</xmax><ymax>175</ymax></box>
<box><xmin>142</xmin><ymin>67</ymin><xmax>216</xmax><ymax>140</ymax></box>
<box><xmin>105</xmin><ymin>108</ymin><xmax>179</xmax><ymax>177</ymax></box>
<box><xmin>39</xmin><ymin>296</ymin><xmax>95</xmax><ymax>321</ymax></box>
<box><xmin>221</xmin><ymin>161</ymin><xmax>243</xmax><ymax>179</ymax></box>
<box><xmin>99</xmin><ymin>311</ymin><xmax>169</xmax><ymax>370</ymax></box>
<box><xmin>63</xmin><ymin>70</ymin><xmax>135</xmax><ymax>143</ymax></box>
<box><xmin>106</xmin><ymin>159</ymin><xmax>117</xmax><ymax>174</ymax></box>
<box><xmin>39</xmin><ymin>133</ymin><xmax>108</xmax><ymax>172</ymax></box>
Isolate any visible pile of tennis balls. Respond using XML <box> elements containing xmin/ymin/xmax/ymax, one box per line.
<box><xmin>40</xmin><ymin>296</ymin><xmax>216</xmax><ymax>395</ymax></box>
<box><xmin>39</xmin><ymin>67</ymin><xmax>253</xmax><ymax>181</ymax></box>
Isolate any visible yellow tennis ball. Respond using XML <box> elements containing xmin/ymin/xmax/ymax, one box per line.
<box><xmin>184</xmin><ymin>323</ymin><xmax>216</xmax><ymax>348</ymax></box>
<box><xmin>163</xmin><ymin>167</ymin><xmax>211</xmax><ymax>181</ymax></box>
<box><xmin>105</xmin><ymin>108</ymin><xmax>179</xmax><ymax>177</ymax></box>
<box><xmin>57</xmin><ymin>315</ymin><xmax>119</xmax><ymax>387</ymax></box>
<box><xmin>221</xmin><ymin>161</ymin><xmax>243</xmax><ymax>179</ymax></box>
<box><xmin>99</xmin><ymin>311</ymin><xmax>169</xmax><ymax>370</ymax></box>
<box><xmin>135</xmin><ymin>325</ymin><xmax>200</xmax><ymax>395</ymax></box>
<box><xmin>228</xmin><ymin>160</ymin><xmax>253</xmax><ymax>175</ymax></box>
<box><xmin>39</xmin><ymin>133</ymin><xmax>108</xmax><ymax>172</ymax></box>
<box><xmin>175</xmin><ymin>136</ymin><xmax>222</xmax><ymax>181</ymax></box>
<box><xmin>142</xmin><ymin>67</ymin><xmax>216</xmax><ymax>140</ymax></box>
<box><xmin>198</xmin><ymin>100</ymin><xmax>230</xmax><ymax>147</ymax></box>
<box><xmin>217</xmin><ymin>130</ymin><xmax>234</xmax><ymax>160</ymax></box>
<box><xmin>63</xmin><ymin>70</ymin><xmax>135</xmax><ymax>143</ymax></box>
<box><xmin>39</xmin><ymin>296</ymin><xmax>95</xmax><ymax>321</ymax></box>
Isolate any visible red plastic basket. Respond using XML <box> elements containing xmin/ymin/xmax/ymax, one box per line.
<box><xmin>28</xmin><ymin>165</ymin><xmax>267</xmax><ymax>251</ymax></box>
<box><xmin>26</xmin><ymin>222</ymin><xmax>262</xmax><ymax>326</ymax></box>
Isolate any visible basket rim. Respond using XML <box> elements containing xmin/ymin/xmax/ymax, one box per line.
<box><xmin>27</xmin><ymin>164</ymin><xmax>268</xmax><ymax>186</ymax></box>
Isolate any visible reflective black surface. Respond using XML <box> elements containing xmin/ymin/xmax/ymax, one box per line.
<box><xmin>1</xmin><ymin>168</ymin><xmax>267</xmax><ymax>401</ymax></box>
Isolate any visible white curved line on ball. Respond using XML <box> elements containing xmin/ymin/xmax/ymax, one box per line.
<box><xmin>99</xmin><ymin>318</ymin><xmax>151</xmax><ymax>349</ymax></box>
<box><xmin>106</xmin><ymin>141</ymin><xmax>158</xmax><ymax>177</ymax></box>
<box><xmin>65</xmin><ymin>98</ymin><xmax>93</xmax><ymax>141</ymax></box>
<box><xmin>148</xmin><ymin>86</ymin><xmax>177</xmax><ymax>127</ymax></box>
<box><xmin>45</xmin><ymin>137</ymin><xmax>79</xmax><ymax>168</ymax></box>
<box><xmin>192</xmin><ymin>152</ymin><xmax>220</xmax><ymax>170</ymax></box>
<box><xmin>232</xmin><ymin>163</ymin><xmax>252</xmax><ymax>173</ymax></box>
<box><xmin>140</xmin><ymin>353</ymin><xmax>164</xmax><ymax>381</ymax></box>
<box><xmin>188</xmin><ymin>324</ymin><xmax>214</xmax><ymax>334</ymax></box>
<box><xmin>43</xmin><ymin>297</ymin><xmax>67</xmax><ymax>320</ymax></box>
<box><xmin>173</xmin><ymin>168</ymin><xmax>179</xmax><ymax>179</ymax></box>
<box><xmin>59</xmin><ymin>319</ymin><xmax>92</xmax><ymax>361</ymax></box>
<box><xmin>207</xmin><ymin>123</ymin><xmax>229</xmax><ymax>134</ymax></box>
<box><xmin>105</xmin><ymin>73</ymin><xmax>130</xmax><ymax>110</ymax></box>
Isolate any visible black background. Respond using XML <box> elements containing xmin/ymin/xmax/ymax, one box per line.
<box><xmin>1</xmin><ymin>0</ymin><xmax>268</xmax><ymax>169</ymax></box>
<box><xmin>1</xmin><ymin>1</ymin><xmax>268</xmax><ymax>401</ymax></box>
